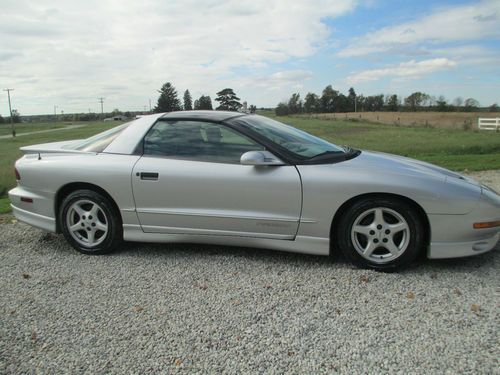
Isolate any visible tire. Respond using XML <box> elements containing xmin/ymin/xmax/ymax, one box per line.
<box><xmin>336</xmin><ymin>197</ymin><xmax>425</xmax><ymax>271</ymax></box>
<box><xmin>59</xmin><ymin>189</ymin><xmax>122</xmax><ymax>255</ymax></box>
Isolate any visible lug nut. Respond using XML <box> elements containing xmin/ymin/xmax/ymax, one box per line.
<box><xmin>382</xmin><ymin>238</ymin><xmax>388</xmax><ymax>243</ymax></box>
<box><xmin>82</xmin><ymin>215</ymin><xmax>86</xmax><ymax>219</ymax></box>
<box><xmin>377</xmin><ymin>225</ymin><xmax>382</xmax><ymax>229</ymax></box>
<box><xmin>373</xmin><ymin>239</ymin><xmax>379</xmax><ymax>243</ymax></box>
<box><xmin>91</xmin><ymin>223</ymin><xmax>96</xmax><ymax>227</ymax></box>
<box><xmin>369</xmin><ymin>230</ymin><xmax>375</xmax><ymax>235</ymax></box>
<box><xmin>385</xmin><ymin>229</ymin><xmax>390</xmax><ymax>234</ymax></box>
<box><xmin>89</xmin><ymin>215</ymin><xmax>93</xmax><ymax>220</ymax></box>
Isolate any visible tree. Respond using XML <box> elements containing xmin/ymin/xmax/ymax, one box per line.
<box><xmin>275</xmin><ymin>103</ymin><xmax>289</xmax><ymax>116</ymax></box>
<box><xmin>463</xmin><ymin>98</ymin><xmax>479</xmax><ymax>112</ymax></box>
<box><xmin>489</xmin><ymin>103</ymin><xmax>499</xmax><ymax>112</ymax></box>
<box><xmin>364</xmin><ymin>95</ymin><xmax>384</xmax><ymax>111</ymax></box>
<box><xmin>452</xmin><ymin>97</ymin><xmax>463</xmax><ymax>111</ymax></box>
<box><xmin>320</xmin><ymin>85</ymin><xmax>339</xmax><ymax>112</ymax></box>
<box><xmin>249</xmin><ymin>105</ymin><xmax>257</xmax><ymax>113</ymax></box>
<box><xmin>385</xmin><ymin>94</ymin><xmax>399</xmax><ymax>111</ymax></box>
<box><xmin>215</xmin><ymin>88</ymin><xmax>242</xmax><ymax>111</ymax></box>
<box><xmin>154</xmin><ymin>82</ymin><xmax>182</xmax><ymax>113</ymax></box>
<box><xmin>0</xmin><ymin>114</ymin><xmax>4</xmax><ymax>124</ymax></box>
<box><xmin>288</xmin><ymin>93</ymin><xmax>302</xmax><ymax>114</ymax></box>
<box><xmin>11</xmin><ymin>109</ymin><xmax>21</xmax><ymax>123</ymax></box>
<box><xmin>436</xmin><ymin>96</ymin><xmax>449</xmax><ymax>112</ymax></box>
<box><xmin>304</xmin><ymin>93</ymin><xmax>320</xmax><ymax>113</ymax></box>
<box><xmin>404</xmin><ymin>92</ymin><xmax>429</xmax><ymax>111</ymax></box>
<box><xmin>347</xmin><ymin>87</ymin><xmax>356</xmax><ymax>112</ymax></box>
<box><xmin>183</xmin><ymin>89</ymin><xmax>193</xmax><ymax>110</ymax></box>
<box><xmin>194</xmin><ymin>95</ymin><xmax>213</xmax><ymax>110</ymax></box>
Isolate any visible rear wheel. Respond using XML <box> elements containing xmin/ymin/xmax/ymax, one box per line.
<box><xmin>60</xmin><ymin>189</ymin><xmax>122</xmax><ymax>255</ymax></box>
<box><xmin>337</xmin><ymin>197</ymin><xmax>425</xmax><ymax>271</ymax></box>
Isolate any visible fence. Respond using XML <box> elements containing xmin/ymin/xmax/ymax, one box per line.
<box><xmin>478</xmin><ymin>118</ymin><xmax>500</xmax><ymax>130</ymax></box>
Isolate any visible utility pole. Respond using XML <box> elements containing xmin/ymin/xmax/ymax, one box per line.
<box><xmin>3</xmin><ymin>88</ymin><xmax>15</xmax><ymax>137</ymax></box>
<box><xmin>354</xmin><ymin>94</ymin><xmax>357</xmax><ymax>113</ymax></box>
<box><xmin>54</xmin><ymin>105</ymin><xmax>58</xmax><ymax>121</ymax></box>
<box><xmin>98</xmin><ymin>97</ymin><xmax>105</xmax><ymax>118</ymax></box>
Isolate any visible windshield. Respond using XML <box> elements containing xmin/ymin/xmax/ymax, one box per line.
<box><xmin>65</xmin><ymin>123</ymin><xmax>129</xmax><ymax>152</ymax></box>
<box><xmin>231</xmin><ymin>115</ymin><xmax>345</xmax><ymax>159</ymax></box>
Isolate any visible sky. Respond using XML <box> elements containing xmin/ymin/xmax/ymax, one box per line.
<box><xmin>0</xmin><ymin>0</ymin><xmax>499</xmax><ymax>116</ymax></box>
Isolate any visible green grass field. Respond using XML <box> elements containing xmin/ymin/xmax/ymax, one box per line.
<box><xmin>0</xmin><ymin>122</ymin><xmax>66</xmax><ymax>136</ymax></box>
<box><xmin>0</xmin><ymin>114</ymin><xmax>499</xmax><ymax>214</ymax></box>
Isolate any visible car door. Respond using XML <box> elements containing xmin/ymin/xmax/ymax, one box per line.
<box><xmin>131</xmin><ymin>119</ymin><xmax>302</xmax><ymax>239</ymax></box>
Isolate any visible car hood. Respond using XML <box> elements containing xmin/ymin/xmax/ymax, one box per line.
<box><xmin>347</xmin><ymin>150</ymin><xmax>479</xmax><ymax>186</ymax></box>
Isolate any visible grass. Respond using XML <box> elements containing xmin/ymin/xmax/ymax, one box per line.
<box><xmin>0</xmin><ymin>122</ymin><xmax>65</xmax><ymax>136</ymax></box>
<box><xmin>0</xmin><ymin>115</ymin><xmax>499</xmax><ymax>209</ymax></box>
<box><xmin>0</xmin><ymin>197</ymin><xmax>10</xmax><ymax>214</ymax></box>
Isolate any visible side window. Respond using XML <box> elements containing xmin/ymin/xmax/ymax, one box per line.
<box><xmin>143</xmin><ymin>120</ymin><xmax>265</xmax><ymax>163</ymax></box>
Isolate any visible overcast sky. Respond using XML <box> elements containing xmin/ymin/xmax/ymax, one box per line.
<box><xmin>1</xmin><ymin>0</ymin><xmax>499</xmax><ymax>116</ymax></box>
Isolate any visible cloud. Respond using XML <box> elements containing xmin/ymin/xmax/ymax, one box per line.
<box><xmin>338</xmin><ymin>0</ymin><xmax>500</xmax><ymax>57</ymax></box>
<box><xmin>346</xmin><ymin>58</ymin><xmax>457</xmax><ymax>84</ymax></box>
<box><xmin>0</xmin><ymin>0</ymin><xmax>357</xmax><ymax>114</ymax></box>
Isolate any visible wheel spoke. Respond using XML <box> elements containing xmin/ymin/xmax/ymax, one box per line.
<box><xmin>353</xmin><ymin>225</ymin><xmax>371</xmax><ymax>236</ymax></box>
<box><xmin>95</xmin><ymin>221</ymin><xmax>107</xmax><ymax>232</ymax></box>
<box><xmin>89</xmin><ymin>203</ymin><xmax>100</xmax><ymax>218</ymax></box>
<box><xmin>388</xmin><ymin>222</ymin><xmax>408</xmax><ymax>233</ymax></box>
<box><xmin>373</xmin><ymin>208</ymin><xmax>385</xmax><ymax>226</ymax></box>
<box><xmin>73</xmin><ymin>204</ymin><xmax>85</xmax><ymax>217</ymax></box>
<box><xmin>385</xmin><ymin>238</ymin><xmax>400</xmax><ymax>256</ymax></box>
<box><xmin>87</xmin><ymin>229</ymin><xmax>96</xmax><ymax>245</ymax></box>
<box><xmin>363</xmin><ymin>240</ymin><xmax>378</xmax><ymax>257</ymax></box>
<box><xmin>70</xmin><ymin>222</ymin><xmax>83</xmax><ymax>232</ymax></box>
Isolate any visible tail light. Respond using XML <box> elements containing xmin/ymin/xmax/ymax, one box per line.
<box><xmin>15</xmin><ymin>168</ymin><xmax>20</xmax><ymax>181</ymax></box>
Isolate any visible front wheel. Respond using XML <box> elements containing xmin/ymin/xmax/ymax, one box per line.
<box><xmin>60</xmin><ymin>189</ymin><xmax>122</xmax><ymax>255</ymax></box>
<box><xmin>337</xmin><ymin>198</ymin><xmax>425</xmax><ymax>271</ymax></box>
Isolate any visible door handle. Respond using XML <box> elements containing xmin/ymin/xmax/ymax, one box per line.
<box><xmin>139</xmin><ymin>172</ymin><xmax>159</xmax><ymax>181</ymax></box>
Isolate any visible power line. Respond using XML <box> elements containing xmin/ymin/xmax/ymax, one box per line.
<box><xmin>3</xmin><ymin>88</ymin><xmax>16</xmax><ymax>137</ymax></box>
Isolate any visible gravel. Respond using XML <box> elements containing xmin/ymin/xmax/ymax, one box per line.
<box><xmin>1</xmin><ymin>172</ymin><xmax>499</xmax><ymax>374</ymax></box>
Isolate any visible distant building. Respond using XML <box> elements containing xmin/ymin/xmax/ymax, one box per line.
<box><xmin>104</xmin><ymin>115</ymin><xmax>128</xmax><ymax>121</ymax></box>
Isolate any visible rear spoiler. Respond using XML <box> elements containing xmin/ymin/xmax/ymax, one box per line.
<box><xmin>20</xmin><ymin>140</ymin><xmax>94</xmax><ymax>156</ymax></box>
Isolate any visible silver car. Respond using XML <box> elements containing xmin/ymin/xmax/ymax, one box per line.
<box><xmin>9</xmin><ymin>111</ymin><xmax>500</xmax><ymax>270</ymax></box>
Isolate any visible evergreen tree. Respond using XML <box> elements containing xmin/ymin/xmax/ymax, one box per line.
<box><xmin>183</xmin><ymin>89</ymin><xmax>193</xmax><ymax>110</ymax></box>
<box><xmin>194</xmin><ymin>95</ymin><xmax>213</xmax><ymax>110</ymax></box>
<box><xmin>154</xmin><ymin>82</ymin><xmax>182</xmax><ymax>113</ymax></box>
<box><xmin>215</xmin><ymin>88</ymin><xmax>242</xmax><ymax>111</ymax></box>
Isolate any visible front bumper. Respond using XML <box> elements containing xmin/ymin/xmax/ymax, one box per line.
<box><xmin>428</xmin><ymin>187</ymin><xmax>500</xmax><ymax>259</ymax></box>
<box><xmin>428</xmin><ymin>231</ymin><xmax>499</xmax><ymax>259</ymax></box>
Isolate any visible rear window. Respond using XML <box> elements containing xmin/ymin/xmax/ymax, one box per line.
<box><xmin>67</xmin><ymin>123</ymin><xmax>129</xmax><ymax>152</ymax></box>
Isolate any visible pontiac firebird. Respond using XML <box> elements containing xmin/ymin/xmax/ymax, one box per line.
<box><xmin>9</xmin><ymin>111</ymin><xmax>500</xmax><ymax>270</ymax></box>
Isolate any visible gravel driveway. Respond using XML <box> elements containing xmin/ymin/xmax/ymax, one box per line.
<box><xmin>1</xmin><ymin>172</ymin><xmax>499</xmax><ymax>374</ymax></box>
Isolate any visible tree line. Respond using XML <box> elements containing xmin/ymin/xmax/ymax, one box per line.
<box><xmin>275</xmin><ymin>86</ymin><xmax>499</xmax><ymax>116</ymax></box>
<box><xmin>154</xmin><ymin>82</ymin><xmax>256</xmax><ymax>113</ymax></box>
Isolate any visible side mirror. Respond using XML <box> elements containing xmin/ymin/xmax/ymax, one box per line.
<box><xmin>240</xmin><ymin>151</ymin><xmax>285</xmax><ymax>166</ymax></box>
